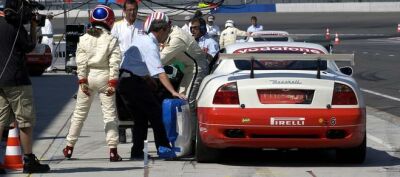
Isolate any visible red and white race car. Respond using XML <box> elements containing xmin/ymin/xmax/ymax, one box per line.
<box><xmin>195</xmin><ymin>41</ymin><xmax>366</xmax><ymax>163</ymax></box>
<box><xmin>26</xmin><ymin>43</ymin><xmax>52</xmax><ymax>76</ymax></box>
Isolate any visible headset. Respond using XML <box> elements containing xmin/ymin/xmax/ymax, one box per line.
<box><xmin>191</xmin><ymin>17</ymin><xmax>207</xmax><ymax>36</ymax></box>
<box><xmin>198</xmin><ymin>17</ymin><xmax>207</xmax><ymax>35</ymax></box>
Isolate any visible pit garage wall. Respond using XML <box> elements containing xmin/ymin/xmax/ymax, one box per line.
<box><xmin>212</xmin><ymin>2</ymin><xmax>400</xmax><ymax>13</ymax></box>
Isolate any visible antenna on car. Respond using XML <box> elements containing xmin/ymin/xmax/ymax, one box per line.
<box><xmin>316</xmin><ymin>58</ymin><xmax>321</xmax><ymax>79</ymax></box>
<box><xmin>250</xmin><ymin>57</ymin><xmax>255</xmax><ymax>79</ymax></box>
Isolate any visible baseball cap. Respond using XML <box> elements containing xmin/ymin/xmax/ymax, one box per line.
<box><xmin>207</xmin><ymin>15</ymin><xmax>214</xmax><ymax>21</ymax></box>
<box><xmin>184</xmin><ymin>15</ymin><xmax>191</xmax><ymax>21</ymax></box>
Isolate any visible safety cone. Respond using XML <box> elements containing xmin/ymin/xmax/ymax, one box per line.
<box><xmin>3</xmin><ymin>125</ymin><xmax>23</xmax><ymax>170</ymax></box>
<box><xmin>397</xmin><ymin>24</ymin><xmax>400</xmax><ymax>33</ymax></box>
<box><xmin>325</xmin><ymin>28</ymin><xmax>330</xmax><ymax>40</ymax></box>
<box><xmin>334</xmin><ymin>33</ymin><xmax>340</xmax><ymax>45</ymax></box>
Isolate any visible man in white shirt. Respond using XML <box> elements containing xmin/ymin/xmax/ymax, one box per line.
<box><xmin>191</xmin><ymin>17</ymin><xmax>219</xmax><ymax>58</ymax></box>
<box><xmin>42</xmin><ymin>12</ymin><xmax>55</xmax><ymax>72</ymax></box>
<box><xmin>206</xmin><ymin>15</ymin><xmax>220</xmax><ymax>40</ymax></box>
<box><xmin>247</xmin><ymin>16</ymin><xmax>263</xmax><ymax>33</ymax></box>
<box><xmin>111</xmin><ymin>0</ymin><xmax>143</xmax><ymax>55</ymax></box>
<box><xmin>181</xmin><ymin>15</ymin><xmax>191</xmax><ymax>34</ymax></box>
<box><xmin>111</xmin><ymin>0</ymin><xmax>143</xmax><ymax>144</ymax></box>
<box><xmin>119</xmin><ymin>12</ymin><xmax>185</xmax><ymax>159</ymax></box>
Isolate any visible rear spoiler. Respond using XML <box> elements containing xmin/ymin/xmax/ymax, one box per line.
<box><xmin>219</xmin><ymin>53</ymin><xmax>355</xmax><ymax>79</ymax></box>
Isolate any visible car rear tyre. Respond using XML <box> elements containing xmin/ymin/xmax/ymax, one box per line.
<box><xmin>336</xmin><ymin>134</ymin><xmax>366</xmax><ymax>163</ymax></box>
<box><xmin>195</xmin><ymin>128</ymin><xmax>220</xmax><ymax>163</ymax></box>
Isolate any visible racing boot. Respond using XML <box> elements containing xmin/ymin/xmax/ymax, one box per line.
<box><xmin>23</xmin><ymin>154</ymin><xmax>50</xmax><ymax>173</ymax></box>
<box><xmin>110</xmin><ymin>148</ymin><xmax>122</xmax><ymax>162</ymax></box>
<box><xmin>63</xmin><ymin>145</ymin><xmax>74</xmax><ymax>159</ymax></box>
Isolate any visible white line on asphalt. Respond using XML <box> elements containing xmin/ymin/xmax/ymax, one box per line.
<box><xmin>388</xmin><ymin>54</ymin><xmax>395</xmax><ymax>57</ymax></box>
<box><xmin>361</xmin><ymin>88</ymin><xmax>400</xmax><ymax>102</ymax></box>
<box><xmin>367</xmin><ymin>133</ymin><xmax>393</xmax><ymax>150</ymax></box>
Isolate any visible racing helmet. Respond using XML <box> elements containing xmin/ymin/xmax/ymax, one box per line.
<box><xmin>143</xmin><ymin>11</ymin><xmax>170</xmax><ymax>33</ymax></box>
<box><xmin>90</xmin><ymin>5</ymin><xmax>115</xmax><ymax>30</ymax></box>
<box><xmin>225</xmin><ymin>19</ymin><xmax>234</xmax><ymax>28</ymax></box>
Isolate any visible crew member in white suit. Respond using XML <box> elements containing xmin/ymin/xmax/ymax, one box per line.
<box><xmin>63</xmin><ymin>5</ymin><xmax>122</xmax><ymax>162</ymax></box>
<box><xmin>160</xmin><ymin>19</ymin><xmax>210</xmax><ymax>139</ymax></box>
<box><xmin>219</xmin><ymin>19</ymin><xmax>249</xmax><ymax>49</ymax></box>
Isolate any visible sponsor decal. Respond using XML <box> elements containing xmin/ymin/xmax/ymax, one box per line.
<box><xmin>270</xmin><ymin>80</ymin><xmax>302</xmax><ymax>84</ymax></box>
<box><xmin>242</xmin><ymin>117</ymin><xmax>251</xmax><ymax>123</ymax></box>
<box><xmin>233</xmin><ymin>46</ymin><xmax>324</xmax><ymax>54</ymax></box>
<box><xmin>270</xmin><ymin>117</ymin><xmax>305</xmax><ymax>126</ymax></box>
<box><xmin>330</xmin><ymin>117</ymin><xmax>336</xmax><ymax>126</ymax></box>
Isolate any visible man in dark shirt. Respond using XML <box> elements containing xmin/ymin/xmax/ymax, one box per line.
<box><xmin>0</xmin><ymin>0</ymin><xmax>50</xmax><ymax>174</ymax></box>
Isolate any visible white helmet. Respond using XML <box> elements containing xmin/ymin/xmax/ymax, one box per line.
<box><xmin>225</xmin><ymin>19</ymin><xmax>234</xmax><ymax>28</ymax></box>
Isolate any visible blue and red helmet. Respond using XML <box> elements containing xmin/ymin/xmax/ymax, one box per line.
<box><xmin>90</xmin><ymin>5</ymin><xmax>115</xmax><ymax>29</ymax></box>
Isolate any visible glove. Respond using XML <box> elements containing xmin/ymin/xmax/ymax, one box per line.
<box><xmin>78</xmin><ymin>78</ymin><xmax>90</xmax><ymax>96</ymax></box>
<box><xmin>106</xmin><ymin>79</ymin><xmax>118</xmax><ymax>96</ymax></box>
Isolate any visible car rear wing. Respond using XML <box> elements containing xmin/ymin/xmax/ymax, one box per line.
<box><xmin>219</xmin><ymin>53</ymin><xmax>355</xmax><ymax>79</ymax></box>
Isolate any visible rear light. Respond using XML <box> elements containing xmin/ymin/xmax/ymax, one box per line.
<box><xmin>213</xmin><ymin>82</ymin><xmax>239</xmax><ymax>104</ymax></box>
<box><xmin>257</xmin><ymin>89</ymin><xmax>314</xmax><ymax>104</ymax></box>
<box><xmin>332</xmin><ymin>83</ymin><xmax>358</xmax><ymax>105</ymax></box>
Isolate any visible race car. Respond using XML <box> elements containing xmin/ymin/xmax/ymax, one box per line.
<box><xmin>26</xmin><ymin>43</ymin><xmax>52</xmax><ymax>76</ymax></box>
<box><xmin>195</xmin><ymin>41</ymin><xmax>366</xmax><ymax>163</ymax></box>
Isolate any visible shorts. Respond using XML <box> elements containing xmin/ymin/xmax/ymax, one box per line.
<box><xmin>0</xmin><ymin>85</ymin><xmax>36</xmax><ymax>128</ymax></box>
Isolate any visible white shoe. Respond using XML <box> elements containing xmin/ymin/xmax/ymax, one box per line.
<box><xmin>45</xmin><ymin>67</ymin><xmax>55</xmax><ymax>72</ymax></box>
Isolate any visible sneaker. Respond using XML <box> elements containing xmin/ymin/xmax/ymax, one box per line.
<box><xmin>110</xmin><ymin>148</ymin><xmax>122</xmax><ymax>162</ymax></box>
<box><xmin>45</xmin><ymin>67</ymin><xmax>54</xmax><ymax>73</ymax></box>
<box><xmin>63</xmin><ymin>145</ymin><xmax>74</xmax><ymax>159</ymax></box>
<box><xmin>23</xmin><ymin>154</ymin><xmax>50</xmax><ymax>173</ymax></box>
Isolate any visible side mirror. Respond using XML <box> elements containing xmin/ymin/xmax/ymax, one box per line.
<box><xmin>339</xmin><ymin>66</ymin><xmax>353</xmax><ymax>76</ymax></box>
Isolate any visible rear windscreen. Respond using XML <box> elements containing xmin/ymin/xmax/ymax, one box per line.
<box><xmin>234</xmin><ymin>60</ymin><xmax>327</xmax><ymax>70</ymax></box>
<box><xmin>233</xmin><ymin>50</ymin><xmax>327</xmax><ymax>70</ymax></box>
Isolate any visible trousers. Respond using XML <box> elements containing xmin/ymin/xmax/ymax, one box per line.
<box><xmin>66</xmin><ymin>69</ymin><xmax>119</xmax><ymax>148</ymax></box>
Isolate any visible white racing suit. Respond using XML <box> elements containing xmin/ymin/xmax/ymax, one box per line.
<box><xmin>66</xmin><ymin>29</ymin><xmax>121</xmax><ymax>148</ymax></box>
<box><xmin>219</xmin><ymin>27</ymin><xmax>248</xmax><ymax>49</ymax></box>
<box><xmin>160</xmin><ymin>26</ymin><xmax>209</xmax><ymax>133</ymax></box>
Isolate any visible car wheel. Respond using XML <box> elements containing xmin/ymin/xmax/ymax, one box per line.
<box><xmin>195</xmin><ymin>128</ymin><xmax>220</xmax><ymax>163</ymax></box>
<box><xmin>336</xmin><ymin>133</ymin><xmax>366</xmax><ymax>163</ymax></box>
